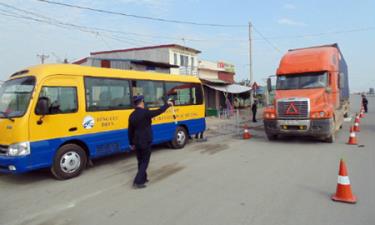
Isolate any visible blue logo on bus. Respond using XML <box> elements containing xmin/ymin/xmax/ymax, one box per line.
<box><xmin>83</xmin><ymin>116</ymin><xmax>95</xmax><ymax>129</ymax></box>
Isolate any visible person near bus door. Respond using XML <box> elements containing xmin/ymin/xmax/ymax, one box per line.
<box><xmin>362</xmin><ymin>94</ymin><xmax>368</xmax><ymax>113</ymax></box>
<box><xmin>128</xmin><ymin>95</ymin><xmax>173</xmax><ymax>189</ymax></box>
<box><xmin>252</xmin><ymin>99</ymin><xmax>258</xmax><ymax>123</ymax></box>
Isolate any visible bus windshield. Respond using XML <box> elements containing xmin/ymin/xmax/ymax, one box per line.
<box><xmin>276</xmin><ymin>72</ymin><xmax>328</xmax><ymax>90</ymax></box>
<box><xmin>0</xmin><ymin>76</ymin><xmax>35</xmax><ymax>118</ymax></box>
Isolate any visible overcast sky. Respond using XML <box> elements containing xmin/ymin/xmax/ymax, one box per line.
<box><xmin>0</xmin><ymin>0</ymin><xmax>374</xmax><ymax>91</ymax></box>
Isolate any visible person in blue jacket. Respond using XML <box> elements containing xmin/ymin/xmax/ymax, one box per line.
<box><xmin>128</xmin><ymin>95</ymin><xmax>172</xmax><ymax>189</ymax></box>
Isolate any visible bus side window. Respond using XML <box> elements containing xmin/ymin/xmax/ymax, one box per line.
<box><xmin>165</xmin><ymin>82</ymin><xmax>203</xmax><ymax>106</ymax></box>
<box><xmin>131</xmin><ymin>80</ymin><xmax>165</xmax><ymax>108</ymax></box>
<box><xmin>85</xmin><ymin>77</ymin><xmax>131</xmax><ymax>111</ymax></box>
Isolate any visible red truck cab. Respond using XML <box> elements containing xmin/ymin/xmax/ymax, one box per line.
<box><xmin>263</xmin><ymin>43</ymin><xmax>350</xmax><ymax>142</ymax></box>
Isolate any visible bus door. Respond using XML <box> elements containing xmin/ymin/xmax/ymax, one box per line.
<box><xmin>29</xmin><ymin>75</ymin><xmax>84</xmax><ymax>145</ymax></box>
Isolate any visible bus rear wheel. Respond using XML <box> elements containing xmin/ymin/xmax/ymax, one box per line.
<box><xmin>51</xmin><ymin>144</ymin><xmax>87</xmax><ymax>180</ymax></box>
<box><xmin>170</xmin><ymin>126</ymin><xmax>188</xmax><ymax>149</ymax></box>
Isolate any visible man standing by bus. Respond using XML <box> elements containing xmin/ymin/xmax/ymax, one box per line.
<box><xmin>362</xmin><ymin>94</ymin><xmax>368</xmax><ymax>113</ymax></box>
<box><xmin>252</xmin><ymin>99</ymin><xmax>258</xmax><ymax>123</ymax></box>
<box><xmin>128</xmin><ymin>95</ymin><xmax>172</xmax><ymax>189</ymax></box>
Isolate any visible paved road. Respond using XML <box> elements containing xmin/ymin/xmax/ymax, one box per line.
<box><xmin>0</xmin><ymin>95</ymin><xmax>374</xmax><ymax>225</ymax></box>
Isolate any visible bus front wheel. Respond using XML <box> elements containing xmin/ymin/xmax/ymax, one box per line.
<box><xmin>170</xmin><ymin>126</ymin><xmax>188</xmax><ymax>149</ymax></box>
<box><xmin>51</xmin><ymin>144</ymin><xmax>87</xmax><ymax>180</ymax></box>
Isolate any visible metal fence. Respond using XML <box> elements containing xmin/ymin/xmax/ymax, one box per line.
<box><xmin>206</xmin><ymin>108</ymin><xmax>253</xmax><ymax>138</ymax></box>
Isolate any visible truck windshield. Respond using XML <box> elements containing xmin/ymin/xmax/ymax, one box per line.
<box><xmin>0</xmin><ymin>76</ymin><xmax>35</xmax><ymax>118</ymax></box>
<box><xmin>276</xmin><ymin>72</ymin><xmax>328</xmax><ymax>90</ymax></box>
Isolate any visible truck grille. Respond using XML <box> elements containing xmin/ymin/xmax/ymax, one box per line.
<box><xmin>277</xmin><ymin>100</ymin><xmax>309</xmax><ymax>119</ymax></box>
<box><xmin>0</xmin><ymin>144</ymin><xmax>8</xmax><ymax>155</ymax></box>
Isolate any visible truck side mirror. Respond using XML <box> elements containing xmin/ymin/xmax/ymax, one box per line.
<box><xmin>36</xmin><ymin>97</ymin><xmax>49</xmax><ymax>125</ymax></box>
<box><xmin>267</xmin><ymin>78</ymin><xmax>272</xmax><ymax>92</ymax></box>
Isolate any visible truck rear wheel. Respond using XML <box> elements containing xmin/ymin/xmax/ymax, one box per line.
<box><xmin>51</xmin><ymin>144</ymin><xmax>87</xmax><ymax>180</ymax></box>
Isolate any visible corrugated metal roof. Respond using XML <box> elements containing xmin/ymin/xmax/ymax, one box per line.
<box><xmin>204</xmin><ymin>83</ymin><xmax>252</xmax><ymax>94</ymax></box>
<box><xmin>91</xmin><ymin>44</ymin><xmax>201</xmax><ymax>55</ymax></box>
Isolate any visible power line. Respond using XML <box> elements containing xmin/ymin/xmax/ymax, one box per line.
<box><xmin>0</xmin><ymin>3</ymin><xmax>100</xmax><ymax>35</ymax></box>
<box><xmin>2</xmin><ymin>2</ymin><xmax>375</xmax><ymax>51</ymax></box>
<box><xmin>0</xmin><ymin>3</ymin><xmax>238</xmax><ymax>43</ymax></box>
<box><xmin>252</xmin><ymin>25</ymin><xmax>282</xmax><ymax>53</ymax></box>
<box><xmin>2</xmin><ymin>2</ymin><xmax>375</xmax><ymax>44</ymax></box>
<box><xmin>36</xmin><ymin>0</ymin><xmax>247</xmax><ymax>28</ymax></box>
<box><xmin>0</xmin><ymin>3</ymin><xmax>157</xmax><ymax>47</ymax></box>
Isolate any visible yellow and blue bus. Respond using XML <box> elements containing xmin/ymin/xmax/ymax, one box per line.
<box><xmin>0</xmin><ymin>64</ymin><xmax>205</xmax><ymax>179</ymax></box>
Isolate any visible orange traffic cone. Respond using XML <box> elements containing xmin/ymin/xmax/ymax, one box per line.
<box><xmin>353</xmin><ymin>121</ymin><xmax>360</xmax><ymax>132</ymax></box>
<box><xmin>332</xmin><ymin>159</ymin><xmax>357</xmax><ymax>204</ymax></box>
<box><xmin>347</xmin><ymin>126</ymin><xmax>358</xmax><ymax>145</ymax></box>
<box><xmin>243</xmin><ymin>125</ymin><xmax>252</xmax><ymax>139</ymax></box>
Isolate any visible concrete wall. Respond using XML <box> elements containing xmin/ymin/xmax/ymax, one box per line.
<box><xmin>198</xmin><ymin>60</ymin><xmax>236</xmax><ymax>83</ymax></box>
<box><xmin>199</xmin><ymin>69</ymin><xmax>218</xmax><ymax>80</ymax></box>
<box><xmin>91</xmin><ymin>47</ymin><xmax>198</xmax><ymax>76</ymax></box>
<box><xmin>92</xmin><ymin>48</ymin><xmax>171</xmax><ymax>64</ymax></box>
<box><xmin>89</xmin><ymin>58</ymin><xmax>170</xmax><ymax>73</ymax></box>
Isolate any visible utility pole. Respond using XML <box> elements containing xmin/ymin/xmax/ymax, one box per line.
<box><xmin>248</xmin><ymin>21</ymin><xmax>254</xmax><ymax>105</ymax></box>
<box><xmin>37</xmin><ymin>54</ymin><xmax>49</xmax><ymax>64</ymax></box>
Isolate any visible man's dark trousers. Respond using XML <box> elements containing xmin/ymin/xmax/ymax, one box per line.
<box><xmin>252</xmin><ymin>109</ymin><xmax>257</xmax><ymax>122</ymax></box>
<box><xmin>364</xmin><ymin>103</ymin><xmax>368</xmax><ymax>113</ymax></box>
<box><xmin>134</xmin><ymin>144</ymin><xmax>151</xmax><ymax>185</ymax></box>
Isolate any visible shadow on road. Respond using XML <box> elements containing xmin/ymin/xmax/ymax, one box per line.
<box><xmin>0</xmin><ymin>143</ymin><xmax>172</xmax><ymax>184</ymax></box>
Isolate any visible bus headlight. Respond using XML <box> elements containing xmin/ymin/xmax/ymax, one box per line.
<box><xmin>8</xmin><ymin>142</ymin><xmax>31</xmax><ymax>156</ymax></box>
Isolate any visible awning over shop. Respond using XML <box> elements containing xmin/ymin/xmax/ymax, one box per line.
<box><xmin>204</xmin><ymin>83</ymin><xmax>252</xmax><ymax>94</ymax></box>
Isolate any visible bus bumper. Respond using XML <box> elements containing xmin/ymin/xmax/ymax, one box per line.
<box><xmin>264</xmin><ymin>118</ymin><xmax>333</xmax><ymax>138</ymax></box>
<box><xmin>0</xmin><ymin>155</ymin><xmax>32</xmax><ymax>174</ymax></box>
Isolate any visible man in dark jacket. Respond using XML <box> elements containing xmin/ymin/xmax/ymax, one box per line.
<box><xmin>128</xmin><ymin>95</ymin><xmax>172</xmax><ymax>189</ymax></box>
<box><xmin>251</xmin><ymin>99</ymin><xmax>258</xmax><ymax>123</ymax></box>
<box><xmin>362</xmin><ymin>94</ymin><xmax>368</xmax><ymax>113</ymax></box>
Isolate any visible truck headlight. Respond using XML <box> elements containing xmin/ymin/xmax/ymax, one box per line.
<box><xmin>8</xmin><ymin>142</ymin><xmax>31</xmax><ymax>156</ymax></box>
<box><xmin>312</xmin><ymin>111</ymin><xmax>326</xmax><ymax>118</ymax></box>
<box><xmin>265</xmin><ymin>112</ymin><xmax>276</xmax><ymax>119</ymax></box>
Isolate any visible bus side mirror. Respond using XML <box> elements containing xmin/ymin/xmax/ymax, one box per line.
<box><xmin>36</xmin><ymin>97</ymin><xmax>49</xmax><ymax>125</ymax></box>
<box><xmin>267</xmin><ymin>78</ymin><xmax>272</xmax><ymax>92</ymax></box>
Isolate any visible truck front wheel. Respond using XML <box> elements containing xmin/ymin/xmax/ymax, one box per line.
<box><xmin>325</xmin><ymin>134</ymin><xmax>336</xmax><ymax>143</ymax></box>
<box><xmin>266</xmin><ymin>133</ymin><xmax>278</xmax><ymax>141</ymax></box>
<box><xmin>325</xmin><ymin>119</ymin><xmax>336</xmax><ymax>143</ymax></box>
